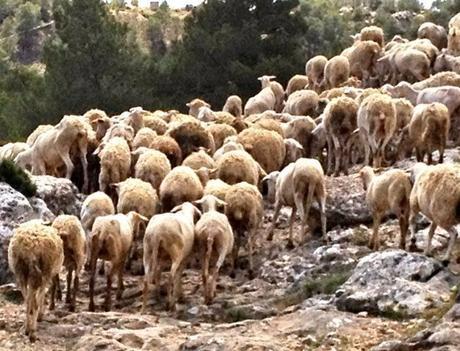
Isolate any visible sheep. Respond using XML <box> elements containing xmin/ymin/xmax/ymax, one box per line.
<box><xmin>225</xmin><ymin>182</ymin><xmax>263</xmax><ymax>278</ymax></box>
<box><xmin>207</xmin><ymin>123</ymin><xmax>237</xmax><ymax>149</ymax></box>
<box><xmin>407</xmin><ymin>103</ymin><xmax>450</xmax><ymax>164</ymax></box>
<box><xmin>80</xmin><ymin>191</ymin><xmax>116</xmax><ymax>236</ymax></box>
<box><xmin>223</xmin><ymin>95</ymin><xmax>243</xmax><ymax>118</ymax></box>
<box><xmin>149</xmin><ymin>135</ymin><xmax>182</xmax><ymax>168</ymax></box>
<box><xmin>237</xmin><ymin>127</ymin><xmax>286</xmax><ymax>173</ymax></box>
<box><xmin>408</xmin><ymin>163</ymin><xmax>460</xmax><ymax>264</ymax></box>
<box><xmin>26</xmin><ymin>125</ymin><xmax>53</xmax><ymax>145</ymax></box>
<box><xmin>360</xmin><ymin>26</ymin><xmax>385</xmax><ymax>48</ymax></box>
<box><xmin>100</xmin><ymin>123</ymin><xmax>135</xmax><ymax>147</ymax></box>
<box><xmin>88</xmin><ymin>211</ymin><xmax>148</xmax><ymax>312</ymax></box>
<box><xmin>282</xmin><ymin>89</ymin><xmax>319</xmax><ymax>117</ymax></box>
<box><xmin>389</xmin><ymin>98</ymin><xmax>414</xmax><ymax>162</ymax></box>
<box><xmin>96</xmin><ymin>136</ymin><xmax>131</xmax><ymax>195</ymax></box>
<box><xmin>0</xmin><ymin>142</ymin><xmax>29</xmax><ymax>161</ymax></box>
<box><xmin>349</xmin><ymin>40</ymin><xmax>382</xmax><ymax>86</ymax></box>
<box><xmin>258</xmin><ymin>75</ymin><xmax>285</xmax><ymax>112</ymax></box>
<box><xmin>321</xmin><ymin>55</ymin><xmax>350</xmax><ymax>90</ymax></box>
<box><xmin>50</xmin><ymin>215</ymin><xmax>86</xmax><ymax>312</ymax></box>
<box><xmin>142</xmin><ymin>202</ymin><xmax>201</xmax><ymax>311</ymax></box>
<box><xmin>281</xmin><ymin>116</ymin><xmax>317</xmax><ymax>156</ymax></box>
<box><xmin>449</xmin><ymin>15</ymin><xmax>460</xmax><ymax>54</ymax></box>
<box><xmin>132</xmin><ymin>127</ymin><xmax>157</xmax><ymax>150</ymax></box>
<box><xmin>8</xmin><ymin>221</ymin><xmax>64</xmax><ymax>341</ymax></box>
<box><xmin>433</xmin><ymin>50</ymin><xmax>460</xmax><ymax>74</ymax></box>
<box><xmin>196</xmin><ymin>106</ymin><xmax>217</xmax><ymax>123</ymax></box>
<box><xmin>167</xmin><ymin>120</ymin><xmax>215</xmax><ymax>159</ymax></box>
<box><xmin>305</xmin><ymin>55</ymin><xmax>328</xmax><ymax>92</ymax></box>
<box><xmin>418</xmin><ymin>22</ymin><xmax>448</xmax><ymax>50</ymax></box>
<box><xmin>359</xmin><ymin>167</ymin><xmax>412</xmax><ymax>250</ymax></box>
<box><xmin>413</xmin><ymin>71</ymin><xmax>460</xmax><ymax>90</ymax></box>
<box><xmin>182</xmin><ymin>149</ymin><xmax>216</xmax><ymax>170</ymax></box>
<box><xmin>143</xmin><ymin>114</ymin><xmax>168</xmax><ymax>135</ymax></box>
<box><xmin>193</xmin><ymin>195</ymin><xmax>234</xmax><ymax>304</ymax></box>
<box><xmin>323</xmin><ymin>97</ymin><xmax>359</xmax><ymax>176</ymax></box>
<box><xmin>384</xmin><ymin>35</ymin><xmax>409</xmax><ymax>51</ymax></box>
<box><xmin>216</xmin><ymin>149</ymin><xmax>265</xmax><ymax>186</ymax></box>
<box><xmin>186</xmin><ymin>98</ymin><xmax>210</xmax><ymax>118</ymax></box>
<box><xmin>115</xmin><ymin>178</ymin><xmax>159</xmax><ymax>218</ymax></box>
<box><xmin>262</xmin><ymin>158</ymin><xmax>327</xmax><ymax>248</ymax></box>
<box><xmin>124</xmin><ymin>107</ymin><xmax>145</xmax><ymax>135</ymax></box>
<box><xmin>377</xmin><ymin>48</ymin><xmax>430</xmax><ymax>85</ymax></box>
<box><xmin>204</xmin><ymin>178</ymin><xmax>232</xmax><ymax>201</ymax></box>
<box><xmin>133</xmin><ymin>148</ymin><xmax>171</xmax><ymax>191</ymax></box>
<box><xmin>286</xmin><ymin>75</ymin><xmax>309</xmax><ymax>97</ymax></box>
<box><xmin>213</xmin><ymin>139</ymin><xmax>245</xmax><ymax>161</ymax></box>
<box><xmin>283</xmin><ymin>138</ymin><xmax>304</xmax><ymax>167</ymax></box>
<box><xmin>357</xmin><ymin>94</ymin><xmax>397</xmax><ymax>168</ymax></box>
<box><xmin>244</xmin><ymin>87</ymin><xmax>276</xmax><ymax>116</ymax></box>
<box><xmin>15</xmin><ymin>115</ymin><xmax>89</xmax><ymax>191</ymax></box>
<box><xmin>159</xmin><ymin>166</ymin><xmax>204</xmax><ymax>212</ymax></box>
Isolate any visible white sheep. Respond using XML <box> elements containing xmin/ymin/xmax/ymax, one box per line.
<box><xmin>51</xmin><ymin>215</ymin><xmax>86</xmax><ymax>312</ymax></box>
<box><xmin>88</xmin><ymin>211</ymin><xmax>148</xmax><ymax>311</ymax></box>
<box><xmin>262</xmin><ymin>158</ymin><xmax>327</xmax><ymax>248</ymax></box>
<box><xmin>8</xmin><ymin>221</ymin><xmax>64</xmax><ymax>341</ymax></box>
<box><xmin>133</xmin><ymin>148</ymin><xmax>171</xmax><ymax>191</ymax></box>
<box><xmin>142</xmin><ymin>202</ymin><xmax>201</xmax><ymax>311</ymax></box>
<box><xmin>359</xmin><ymin>167</ymin><xmax>412</xmax><ymax>250</ymax></box>
<box><xmin>223</xmin><ymin>95</ymin><xmax>243</xmax><ymax>117</ymax></box>
<box><xmin>408</xmin><ymin>163</ymin><xmax>460</xmax><ymax>264</ymax></box>
<box><xmin>193</xmin><ymin>195</ymin><xmax>234</xmax><ymax>304</ymax></box>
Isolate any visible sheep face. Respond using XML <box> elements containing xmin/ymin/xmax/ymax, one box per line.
<box><xmin>194</xmin><ymin>194</ymin><xmax>227</xmax><ymax>213</ymax></box>
<box><xmin>171</xmin><ymin>202</ymin><xmax>202</xmax><ymax>223</ymax></box>
<box><xmin>261</xmin><ymin>171</ymin><xmax>280</xmax><ymax>203</ymax></box>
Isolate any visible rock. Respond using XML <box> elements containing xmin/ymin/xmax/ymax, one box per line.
<box><xmin>336</xmin><ymin>250</ymin><xmax>458</xmax><ymax>318</ymax></box>
<box><xmin>33</xmin><ymin>175</ymin><xmax>83</xmax><ymax>216</ymax></box>
<box><xmin>0</xmin><ymin>182</ymin><xmax>54</xmax><ymax>284</ymax></box>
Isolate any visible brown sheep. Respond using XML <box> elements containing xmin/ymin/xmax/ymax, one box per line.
<box><xmin>150</xmin><ymin>135</ymin><xmax>182</xmax><ymax>167</ymax></box>
<box><xmin>305</xmin><ymin>55</ymin><xmax>328</xmax><ymax>92</ymax></box>
<box><xmin>321</xmin><ymin>55</ymin><xmax>350</xmax><ymax>90</ymax></box>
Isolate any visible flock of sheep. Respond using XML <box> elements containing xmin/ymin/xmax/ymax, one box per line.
<box><xmin>4</xmin><ymin>13</ymin><xmax>460</xmax><ymax>343</ymax></box>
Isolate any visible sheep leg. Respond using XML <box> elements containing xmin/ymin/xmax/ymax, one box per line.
<box><xmin>319</xmin><ymin>196</ymin><xmax>327</xmax><ymax>243</ymax></box>
<box><xmin>399</xmin><ymin>213</ymin><xmax>409</xmax><ymax>250</ymax></box>
<box><xmin>116</xmin><ymin>264</ymin><xmax>125</xmax><ymax>301</ymax></box>
<box><xmin>58</xmin><ymin>149</ymin><xmax>74</xmax><ymax>180</ymax></box>
<box><xmin>78</xmin><ymin>138</ymin><xmax>89</xmax><ymax>193</ymax></box>
<box><xmin>424</xmin><ymin>223</ymin><xmax>437</xmax><ymax>256</ymax></box>
<box><xmin>439</xmin><ymin>145</ymin><xmax>445</xmax><ymax>164</ymax></box>
<box><xmin>49</xmin><ymin>275</ymin><xmax>58</xmax><ymax>311</ymax></box>
<box><xmin>230</xmin><ymin>233</ymin><xmax>241</xmax><ymax>278</ymax></box>
<box><xmin>104</xmin><ymin>264</ymin><xmax>114</xmax><ymax>312</ymax></box>
<box><xmin>202</xmin><ymin>238</ymin><xmax>211</xmax><ymax>304</ymax></box>
<box><xmin>267</xmin><ymin>200</ymin><xmax>282</xmax><ymax>241</ymax></box>
<box><xmin>326</xmin><ymin>135</ymin><xmax>334</xmax><ymax>176</ymax></box>
<box><xmin>168</xmin><ymin>259</ymin><xmax>183</xmax><ymax>311</ymax></box>
<box><xmin>71</xmin><ymin>273</ymin><xmax>79</xmax><ymax>312</ymax></box>
<box><xmin>287</xmin><ymin>206</ymin><xmax>297</xmax><ymax>249</ymax></box>
<box><xmin>443</xmin><ymin>227</ymin><xmax>458</xmax><ymax>265</ymax></box>
<box><xmin>427</xmin><ymin>152</ymin><xmax>433</xmax><ymax>165</ymax></box>
<box><xmin>66</xmin><ymin>269</ymin><xmax>73</xmax><ymax>304</ymax></box>
<box><xmin>25</xmin><ymin>289</ymin><xmax>39</xmax><ymax>342</ymax></box>
<box><xmin>294</xmin><ymin>191</ymin><xmax>306</xmax><ymax>240</ymax></box>
<box><xmin>37</xmin><ymin>287</ymin><xmax>46</xmax><ymax>322</ymax></box>
<box><xmin>302</xmin><ymin>184</ymin><xmax>315</xmax><ymax>243</ymax></box>
<box><xmin>88</xmin><ymin>243</ymin><xmax>99</xmax><ymax>312</ymax></box>
<box><xmin>248</xmin><ymin>229</ymin><xmax>256</xmax><ymax>280</ymax></box>
<box><xmin>408</xmin><ymin>209</ymin><xmax>419</xmax><ymax>252</ymax></box>
<box><xmin>370</xmin><ymin>215</ymin><xmax>382</xmax><ymax>250</ymax></box>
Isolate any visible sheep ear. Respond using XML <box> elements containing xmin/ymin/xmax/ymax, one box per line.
<box><xmin>110</xmin><ymin>183</ymin><xmax>120</xmax><ymax>193</ymax></box>
<box><xmin>205</xmin><ymin>103</ymin><xmax>211</xmax><ymax>108</ymax></box>
<box><xmin>192</xmin><ymin>198</ymin><xmax>204</xmax><ymax>206</ymax></box>
<box><xmin>351</xmin><ymin>128</ymin><xmax>360</xmax><ymax>136</ymax></box>
<box><xmin>216</xmin><ymin>199</ymin><xmax>227</xmax><ymax>208</ymax></box>
<box><xmin>41</xmin><ymin>220</ymin><xmax>52</xmax><ymax>226</ymax></box>
<box><xmin>93</xmin><ymin>142</ymin><xmax>105</xmax><ymax>155</ymax></box>
<box><xmin>208</xmin><ymin>168</ymin><xmax>218</xmax><ymax>178</ymax></box>
<box><xmin>138</xmin><ymin>214</ymin><xmax>149</xmax><ymax>222</ymax></box>
<box><xmin>186</xmin><ymin>102</ymin><xmax>191</xmax><ymax>107</ymax></box>
<box><xmin>170</xmin><ymin>204</ymin><xmax>183</xmax><ymax>213</ymax></box>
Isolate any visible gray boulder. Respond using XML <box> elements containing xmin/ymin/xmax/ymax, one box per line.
<box><xmin>336</xmin><ymin>249</ymin><xmax>458</xmax><ymax>318</ymax></box>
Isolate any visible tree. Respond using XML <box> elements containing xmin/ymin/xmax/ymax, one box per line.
<box><xmin>157</xmin><ymin>0</ymin><xmax>307</xmax><ymax>110</ymax></box>
<box><xmin>43</xmin><ymin>0</ymin><xmax>154</xmax><ymax>119</ymax></box>
<box><xmin>429</xmin><ymin>0</ymin><xmax>460</xmax><ymax>28</ymax></box>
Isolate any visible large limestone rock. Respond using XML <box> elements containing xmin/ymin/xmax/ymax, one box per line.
<box><xmin>33</xmin><ymin>175</ymin><xmax>83</xmax><ymax>216</ymax></box>
<box><xmin>0</xmin><ymin>182</ymin><xmax>55</xmax><ymax>284</ymax></box>
<box><xmin>336</xmin><ymin>249</ymin><xmax>458</xmax><ymax>318</ymax></box>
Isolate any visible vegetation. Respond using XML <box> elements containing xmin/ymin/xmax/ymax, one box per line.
<box><xmin>0</xmin><ymin>160</ymin><xmax>36</xmax><ymax>197</ymax></box>
<box><xmin>0</xmin><ymin>0</ymin><xmax>458</xmax><ymax>140</ymax></box>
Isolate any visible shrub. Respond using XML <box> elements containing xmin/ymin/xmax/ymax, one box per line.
<box><xmin>0</xmin><ymin>159</ymin><xmax>36</xmax><ymax>197</ymax></box>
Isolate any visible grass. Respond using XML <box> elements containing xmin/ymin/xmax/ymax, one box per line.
<box><xmin>275</xmin><ymin>270</ymin><xmax>352</xmax><ymax>310</ymax></box>
<box><xmin>0</xmin><ymin>159</ymin><xmax>36</xmax><ymax>197</ymax></box>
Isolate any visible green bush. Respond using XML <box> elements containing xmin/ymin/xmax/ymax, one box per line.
<box><xmin>0</xmin><ymin>159</ymin><xmax>36</xmax><ymax>197</ymax></box>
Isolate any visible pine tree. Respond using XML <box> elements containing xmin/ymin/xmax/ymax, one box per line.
<box><xmin>44</xmin><ymin>0</ymin><xmax>152</xmax><ymax>118</ymax></box>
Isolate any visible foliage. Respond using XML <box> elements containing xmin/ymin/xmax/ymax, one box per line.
<box><xmin>43</xmin><ymin>0</ymin><xmax>155</xmax><ymax>118</ymax></box>
<box><xmin>0</xmin><ymin>159</ymin><xmax>37</xmax><ymax>197</ymax></box>
<box><xmin>429</xmin><ymin>0</ymin><xmax>460</xmax><ymax>28</ymax></box>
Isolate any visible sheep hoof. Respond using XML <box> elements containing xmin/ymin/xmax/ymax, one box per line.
<box><xmin>69</xmin><ymin>304</ymin><xmax>75</xmax><ymax>313</ymax></box>
<box><xmin>442</xmin><ymin>259</ymin><xmax>450</xmax><ymax>267</ymax></box>
<box><xmin>408</xmin><ymin>243</ymin><xmax>417</xmax><ymax>252</ymax></box>
<box><xmin>248</xmin><ymin>269</ymin><xmax>255</xmax><ymax>280</ymax></box>
<box><xmin>29</xmin><ymin>333</ymin><xmax>37</xmax><ymax>343</ymax></box>
<box><xmin>266</xmin><ymin>233</ymin><xmax>274</xmax><ymax>242</ymax></box>
<box><xmin>229</xmin><ymin>271</ymin><xmax>236</xmax><ymax>279</ymax></box>
<box><xmin>104</xmin><ymin>304</ymin><xmax>111</xmax><ymax>312</ymax></box>
<box><xmin>286</xmin><ymin>241</ymin><xmax>295</xmax><ymax>250</ymax></box>
<box><xmin>88</xmin><ymin>303</ymin><xmax>95</xmax><ymax>312</ymax></box>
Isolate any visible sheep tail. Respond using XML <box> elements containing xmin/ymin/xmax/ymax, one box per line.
<box><xmin>233</xmin><ymin>208</ymin><xmax>244</xmax><ymax>221</ymax></box>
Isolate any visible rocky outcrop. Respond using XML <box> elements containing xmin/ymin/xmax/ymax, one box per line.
<box><xmin>33</xmin><ymin>175</ymin><xmax>83</xmax><ymax>216</ymax></box>
<box><xmin>336</xmin><ymin>250</ymin><xmax>458</xmax><ymax>318</ymax></box>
